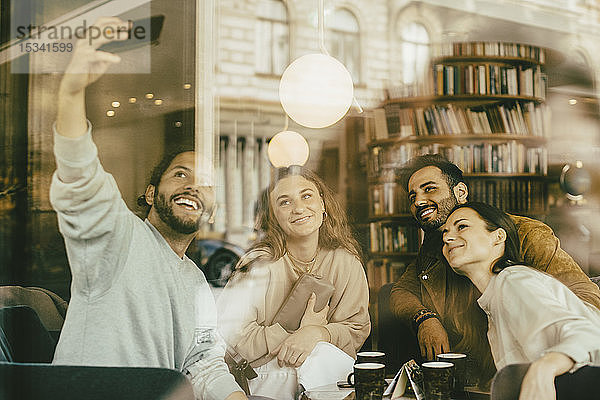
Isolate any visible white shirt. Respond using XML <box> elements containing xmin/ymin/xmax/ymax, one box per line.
<box><xmin>477</xmin><ymin>266</ymin><xmax>600</xmax><ymax>372</ymax></box>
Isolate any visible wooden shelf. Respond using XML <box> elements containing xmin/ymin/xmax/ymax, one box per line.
<box><xmin>505</xmin><ymin>209</ymin><xmax>548</xmax><ymax>216</ymax></box>
<box><xmin>382</xmin><ymin>95</ymin><xmax>545</xmax><ymax>108</ymax></box>
<box><xmin>368</xmin><ymin>173</ymin><xmax>546</xmax><ymax>185</ymax></box>
<box><xmin>369</xmin><ymin>252</ymin><xmax>418</xmax><ymax>259</ymax></box>
<box><xmin>364</xmin><ymin>42</ymin><xmax>549</xmax><ymax>352</ymax></box>
<box><xmin>368</xmin><ymin>134</ymin><xmax>547</xmax><ymax>147</ymax></box>
<box><xmin>463</xmin><ymin>173</ymin><xmax>548</xmax><ymax>178</ymax></box>
<box><xmin>433</xmin><ymin>55</ymin><xmax>542</xmax><ymax>66</ymax></box>
<box><xmin>369</xmin><ymin>214</ymin><xmax>414</xmax><ymax>221</ymax></box>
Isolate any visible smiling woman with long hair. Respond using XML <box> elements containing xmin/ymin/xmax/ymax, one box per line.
<box><xmin>217</xmin><ymin>166</ymin><xmax>370</xmax><ymax>399</ymax></box>
<box><xmin>442</xmin><ymin>202</ymin><xmax>600</xmax><ymax>400</ymax></box>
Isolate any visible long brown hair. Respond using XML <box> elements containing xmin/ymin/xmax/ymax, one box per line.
<box><xmin>444</xmin><ymin>272</ymin><xmax>496</xmax><ymax>387</ymax></box>
<box><xmin>248</xmin><ymin>166</ymin><xmax>361</xmax><ymax>263</ymax></box>
<box><xmin>443</xmin><ymin>202</ymin><xmax>525</xmax><ymax>387</ymax></box>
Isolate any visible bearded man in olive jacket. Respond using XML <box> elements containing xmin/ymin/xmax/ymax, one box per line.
<box><xmin>389</xmin><ymin>154</ymin><xmax>600</xmax><ymax>387</ymax></box>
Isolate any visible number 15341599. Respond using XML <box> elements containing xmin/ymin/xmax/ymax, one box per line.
<box><xmin>19</xmin><ymin>42</ymin><xmax>73</xmax><ymax>53</ymax></box>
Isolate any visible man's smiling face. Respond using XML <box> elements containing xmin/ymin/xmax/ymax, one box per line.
<box><xmin>407</xmin><ymin>166</ymin><xmax>460</xmax><ymax>232</ymax></box>
<box><xmin>151</xmin><ymin>151</ymin><xmax>215</xmax><ymax>235</ymax></box>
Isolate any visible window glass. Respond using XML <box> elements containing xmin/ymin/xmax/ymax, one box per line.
<box><xmin>255</xmin><ymin>0</ymin><xmax>289</xmax><ymax>75</ymax></box>
<box><xmin>327</xmin><ymin>8</ymin><xmax>360</xmax><ymax>83</ymax></box>
<box><xmin>400</xmin><ymin>22</ymin><xmax>430</xmax><ymax>85</ymax></box>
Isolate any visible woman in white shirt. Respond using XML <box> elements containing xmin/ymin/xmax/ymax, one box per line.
<box><xmin>441</xmin><ymin>202</ymin><xmax>600</xmax><ymax>400</ymax></box>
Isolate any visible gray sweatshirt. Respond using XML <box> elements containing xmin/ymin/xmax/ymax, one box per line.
<box><xmin>50</xmin><ymin>124</ymin><xmax>241</xmax><ymax>400</ymax></box>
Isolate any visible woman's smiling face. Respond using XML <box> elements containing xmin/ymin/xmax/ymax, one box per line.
<box><xmin>442</xmin><ymin>207</ymin><xmax>504</xmax><ymax>274</ymax></box>
<box><xmin>270</xmin><ymin>175</ymin><xmax>324</xmax><ymax>241</ymax></box>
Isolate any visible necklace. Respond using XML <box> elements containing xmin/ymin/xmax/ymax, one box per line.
<box><xmin>287</xmin><ymin>249</ymin><xmax>318</xmax><ymax>273</ymax></box>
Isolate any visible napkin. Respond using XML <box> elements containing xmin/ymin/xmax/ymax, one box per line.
<box><xmin>297</xmin><ymin>341</ymin><xmax>355</xmax><ymax>390</ymax></box>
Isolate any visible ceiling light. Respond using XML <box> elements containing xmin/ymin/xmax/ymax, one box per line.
<box><xmin>145</xmin><ymin>93</ymin><xmax>154</xmax><ymax>99</ymax></box>
<box><xmin>183</xmin><ymin>83</ymin><xmax>192</xmax><ymax>90</ymax></box>
<box><xmin>111</xmin><ymin>101</ymin><xmax>120</xmax><ymax>108</ymax></box>
<box><xmin>174</xmin><ymin>121</ymin><xmax>182</xmax><ymax>128</ymax></box>
<box><xmin>279</xmin><ymin>53</ymin><xmax>354</xmax><ymax>129</ymax></box>
<box><xmin>129</xmin><ymin>97</ymin><xmax>137</xmax><ymax>103</ymax></box>
<box><xmin>154</xmin><ymin>99</ymin><xmax>163</xmax><ymax>105</ymax></box>
<box><xmin>106</xmin><ymin>110</ymin><xmax>115</xmax><ymax>117</ymax></box>
<box><xmin>267</xmin><ymin>131</ymin><xmax>310</xmax><ymax>168</ymax></box>
<box><xmin>568</xmin><ymin>99</ymin><xmax>577</xmax><ymax>105</ymax></box>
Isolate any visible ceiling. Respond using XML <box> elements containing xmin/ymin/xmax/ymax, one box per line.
<box><xmin>7</xmin><ymin>0</ymin><xmax>598</xmax><ymax>130</ymax></box>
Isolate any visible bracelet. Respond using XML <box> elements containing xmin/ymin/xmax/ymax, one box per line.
<box><xmin>413</xmin><ymin>308</ymin><xmax>430</xmax><ymax>320</ymax></box>
<box><xmin>413</xmin><ymin>308</ymin><xmax>439</xmax><ymax>330</ymax></box>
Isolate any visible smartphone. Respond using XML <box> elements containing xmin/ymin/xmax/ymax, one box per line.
<box><xmin>98</xmin><ymin>14</ymin><xmax>164</xmax><ymax>53</ymax></box>
<box><xmin>336</xmin><ymin>380</ymin><xmax>353</xmax><ymax>389</ymax></box>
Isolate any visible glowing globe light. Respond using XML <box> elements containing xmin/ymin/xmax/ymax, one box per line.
<box><xmin>279</xmin><ymin>53</ymin><xmax>354</xmax><ymax>129</ymax></box>
<box><xmin>267</xmin><ymin>131</ymin><xmax>310</xmax><ymax>168</ymax></box>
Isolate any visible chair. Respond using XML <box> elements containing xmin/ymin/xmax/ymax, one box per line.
<box><xmin>0</xmin><ymin>363</ymin><xmax>195</xmax><ymax>400</ymax></box>
<box><xmin>491</xmin><ymin>363</ymin><xmax>600</xmax><ymax>400</ymax></box>
<box><xmin>0</xmin><ymin>286</ymin><xmax>68</xmax><ymax>363</ymax></box>
<box><xmin>0</xmin><ymin>286</ymin><xmax>67</xmax><ymax>341</ymax></box>
<box><xmin>0</xmin><ymin>306</ymin><xmax>56</xmax><ymax>363</ymax></box>
<box><xmin>377</xmin><ymin>283</ymin><xmax>421</xmax><ymax>375</ymax></box>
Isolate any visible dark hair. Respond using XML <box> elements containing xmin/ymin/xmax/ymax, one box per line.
<box><xmin>443</xmin><ymin>202</ymin><xmax>523</xmax><ymax>386</ymax></box>
<box><xmin>452</xmin><ymin>202</ymin><xmax>523</xmax><ymax>273</ymax></box>
<box><xmin>136</xmin><ymin>148</ymin><xmax>194</xmax><ymax>217</ymax></box>
<box><xmin>249</xmin><ymin>166</ymin><xmax>362</xmax><ymax>262</ymax></box>
<box><xmin>399</xmin><ymin>154</ymin><xmax>465</xmax><ymax>192</ymax></box>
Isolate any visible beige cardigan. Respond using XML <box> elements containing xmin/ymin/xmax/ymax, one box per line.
<box><xmin>217</xmin><ymin>248</ymin><xmax>371</xmax><ymax>368</ymax></box>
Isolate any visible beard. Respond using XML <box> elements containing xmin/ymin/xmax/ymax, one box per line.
<box><xmin>153</xmin><ymin>191</ymin><xmax>200</xmax><ymax>234</ymax></box>
<box><xmin>415</xmin><ymin>194</ymin><xmax>459</xmax><ymax>232</ymax></box>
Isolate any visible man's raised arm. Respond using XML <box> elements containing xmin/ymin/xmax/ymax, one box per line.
<box><xmin>56</xmin><ymin>17</ymin><xmax>125</xmax><ymax>138</ymax></box>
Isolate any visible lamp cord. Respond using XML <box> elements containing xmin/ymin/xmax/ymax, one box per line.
<box><xmin>318</xmin><ymin>0</ymin><xmax>362</xmax><ymax>113</ymax></box>
<box><xmin>318</xmin><ymin>0</ymin><xmax>329</xmax><ymax>55</ymax></box>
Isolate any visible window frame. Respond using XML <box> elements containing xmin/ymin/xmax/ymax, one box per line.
<box><xmin>326</xmin><ymin>7</ymin><xmax>362</xmax><ymax>84</ymax></box>
<box><xmin>254</xmin><ymin>0</ymin><xmax>290</xmax><ymax>77</ymax></box>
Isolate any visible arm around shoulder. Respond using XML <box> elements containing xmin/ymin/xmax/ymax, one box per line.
<box><xmin>495</xmin><ymin>268</ymin><xmax>599</xmax><ymax>368</ymax></box>
<box><xmin>516</xmin><ymin>217</ymin><xmax>600</xmax><ymax>309</ymax></box>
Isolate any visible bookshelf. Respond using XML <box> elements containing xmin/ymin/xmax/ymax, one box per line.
<box><xmin>364</xmin><ymin>41</ymin><xmax>550</xmax><ymax>293</ymax></box>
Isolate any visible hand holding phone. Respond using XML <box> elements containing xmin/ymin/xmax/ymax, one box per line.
<box><xmin>98</xmin><ymin>15</ymin><xmax>164</xmax><ymax>53</ymax></box>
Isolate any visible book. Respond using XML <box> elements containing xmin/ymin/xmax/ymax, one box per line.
<box><xmin>373</xmin><ymin>108</ymin><xmax>389</xmax><ymax>140</ymax></box>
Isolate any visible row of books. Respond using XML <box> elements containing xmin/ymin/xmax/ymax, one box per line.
<box><xmin>369</xmin><ymin>222</ymin><xmax>419</xmax><ymax>253</ymax></box>
<box><xmin>368</xmin><ymin>176</ymin><xmax>546</xmax><ymax>218</ymax></box>
<box><xmin>368</xmin><ymin>145</ymin><xmax>412</xmax><ymax>182</ymax></box>
<box><xmin>370</xmin><ymin>183</ymin><xmax>410</xmax><ymax>216</ymax></box>
<box><xmin>431</xmin><ymin>42</ymin><xmax>545</xmax><ymax>63</ymax></box>
<box><xmin>423</xmin><ymin>142</ymin><xmax>548</xmax><ymax>175</ymax></box>
<box><xmin>466</xmin><ymin>178</ymin><xmax>547</xmax><ymax>213</ymax></box>
<box><xmin>366</xmin><ymin>259</ymin><xmax>408</xmax><ymax>290</ymax></box>
<box><xmin>381</xmin><ymin>101</ymin><xmax>549</xmax><ymax>138</ymax></box>
<box><xmin>368</xmin><ymin>142</ymin><xmax>548</xmax><ymax>177</ymax></box>
<box><xmin>432</xmin><ymin>64</ymin><xmax>546</xmax><ymax>99</ymax></box>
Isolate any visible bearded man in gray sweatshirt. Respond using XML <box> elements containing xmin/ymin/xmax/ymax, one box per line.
<box><xmin>50</xmin><ymin>17</ymin><xmax>246</xmax><ymax>400</ymax></box>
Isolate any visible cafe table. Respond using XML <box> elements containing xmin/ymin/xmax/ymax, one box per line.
<box><xmin>301</xmin><ymin>383</ymin><xmax>490</xmax><ymax>400</ymax></box>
